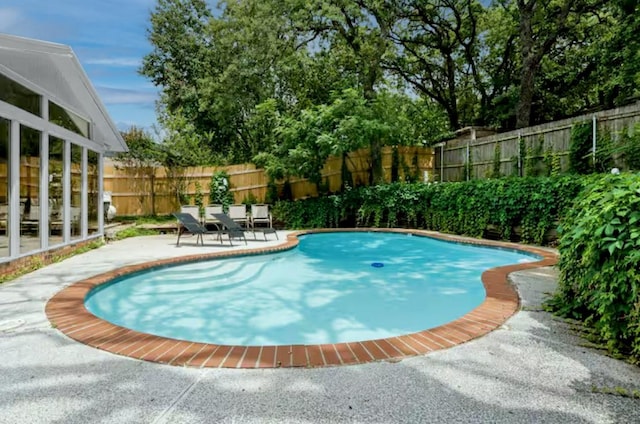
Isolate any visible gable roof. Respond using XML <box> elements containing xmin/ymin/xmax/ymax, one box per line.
<box><xmin>0</xmin><ymin>33</ymin><xmax>127</xmax><ymax>152</ymax></box>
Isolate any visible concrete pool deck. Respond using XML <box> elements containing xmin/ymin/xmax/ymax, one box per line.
<box><xmin>1</xmin><ymin>232</ymin><xmax>640</xmax><ymax>423</ymax></box>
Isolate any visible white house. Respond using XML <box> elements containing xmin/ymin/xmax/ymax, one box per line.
<box><xmin>0</xmin><ymin>33</ymin><xmax>127</xmax><ymax>264</ymax></box>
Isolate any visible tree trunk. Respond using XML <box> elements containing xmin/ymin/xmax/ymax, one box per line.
<box><xmin>515</xmin><ymin>0</ymin><xmax>536</xmax><ymax>129</ymax></box>
<box><xmin>515</xmin><ymin>56</ymin><xmax>539</xmax><ymax>129</ymax></box>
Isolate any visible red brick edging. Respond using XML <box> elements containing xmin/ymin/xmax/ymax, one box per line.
<box><xmin>45</xmin><ymin>229</ymin><xmax>557</xmax><ymax>368</ymax></box>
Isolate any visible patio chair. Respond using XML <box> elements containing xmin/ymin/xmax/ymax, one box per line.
<box><xmin>174</xmin><ymin>212</ymin><xmax>215</xmax><ymax>246</ymax></box>
<box><xmin>228</xmin><ymin>204</ymin><xmax>249</xmax><ymax>228</ymax></box>
<box><xmin>180</xmin><ymin>205</ymin><xmax>201</xmax><ymax>223</ymax></box>
<box><xmin>214</xmin><ymin>211</ymin><xmax>277</xmax><ymax>241</ymax></box>
<box><xmin>174</xmin><ymin>212</ymin><xmax>243</xmax><ymax>246</ymax></box>
<box><xmin>249</xmin><ymin>204</ymin><xmax>273</xmax><ymax>230</ymax></box>
<box><xmin>209</xmin><ymin>213</ymin><xmax>248</xmax><ymax>245</ymax></box>
<box><xmin>203</xmin><ymin>204</ymin><xmax>224</xmax><ymax>227</ymax></box>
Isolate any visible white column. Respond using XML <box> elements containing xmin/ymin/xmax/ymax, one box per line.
<box><xmin>9</xmin><ymin>120</ymin><xmax>20</xmax><ymax>256</ymax></box>
<box><xmin>98</xmin><ymin>152</ymin><xmax>104</xmax><ymax>235</ymax></box>
<box><xmin>39</xmin><ymin>98</ymin><xmax>49</xmax><ymax>249</ymax></box>
<box><xmin>63</xmin><ymin>140</ymin><xmax>70</xmax><ymax>243</ymax></box>
<box><xmin>81</xmin><ymin>147</ymin><xmax>88</xmax><ymax>238</ymax></box>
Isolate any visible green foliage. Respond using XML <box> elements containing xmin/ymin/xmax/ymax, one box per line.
<box><xmin>241</xmin><ymin>192</ymin><xmax>258</xmax><ymax>206</ymax></box>
<box><xmin>114</xmin><ymin>227</ymin><xmax>160</xmax><ymax>240</ymax></box>
<box><xmin>115</xmin><ymin>215</ymin><xmax>176</xmax><ymax>225</ymax></box>
<box><xmin>619</xmin><ymin>123</ymin><xmax>640</xmax><ymax>171</ymax></box>
<box><xmin>551</xmin><ymin>151</ymin><xmax>562</xmax><ymax>177</ymax></box>
<box><xmin>253</xmin><ymin>89</ymin><xmax>443</xmax><ymax>188</ymax></box>
<box><xmin>524</xmin><ymin>138</ymin><xmax>545</xmax><ymax>177</ymax></box>
<box><xmin>208</xmin><ymin>171</ymin><xmax>234</xmax><ymax>210</ymax></box>
<box><xmin>265</xmin><ymin>181</ymin><xmax>279</xmax><ymax>204</ymax></box>
<box><xmin>114</xmin><ymin>127</ymin><xmax>162</xmax><ymax>167</ymax></box>
<box><xmin>518</xmin><ymin>136</ymin><xmax>526</xmax><ymax>177</ymax></box>
<box><xmin>273</xmin><ymin>176</ymin><xmax>587</xmax><ymax>245</ymax></box>
<box><xmin>569</xmin><ymin>122</ymin><xmax>594</xmax><ymax>174</ymax></box>
<box><xmin>142</xmin><ymin>0</ymin><xmax>640</xmax><ymax>162</ymax></box>
<box><xmin>193</xmin><ymin>181</ymin><xmax>204</xmax><ymax>217</ymax></box>
<box><xmin>272</xmin><ymin>195</ymin><xmax>349</xmax><ymax>229</ymax></box>
<box><xmin>549</xmin><ymin>173</ymin><xmax>640</xmax><ymax>362</ymax></box>
<box><xmin>543</xmin><ymin>146</ymin><xmax>563</xmax><ymax>177</ymax></box>
<box><xmin>491</xmin><ymin>143</ymin><xmax>502</xmax><ymax>178</ymax></box>
<box><xmin>593</xmin><ymin>129</ymin><xmax>615</xmax><ymax>173</ymax></box>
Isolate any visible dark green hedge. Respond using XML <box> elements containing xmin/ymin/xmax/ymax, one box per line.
<box><xmin>273</xmin><ymin>176</ymin><xmax>588</xmax><ymax>244</ymax></box>
<box><xmin>549</xmin><ymin>173</ymin><xmax>640</xmax><ymax>362</ymax></box>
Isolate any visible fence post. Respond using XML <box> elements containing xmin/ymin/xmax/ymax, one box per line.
<box><xmin>592</xmin><ymin>114</ymin><xmax>597</xmax><ymax>167</ymax></box>
<box><xmin>440</xmin><ymin>143</ymin><xmax>444</xmax><ymax>182</ymax></box>
<box><xmin>433</xmin><ymin>142</ymin><xmax>446</xmax><ymax>182</ymax></box>
<box><xmin>467</xmin><ymin>128</ymin><xmax>475</xmax><ymax>181</ymax></box>
<box><xmin>517</xmin><ymin>132</ymin><xmax>522</xmax><ymax>177</ymax></box>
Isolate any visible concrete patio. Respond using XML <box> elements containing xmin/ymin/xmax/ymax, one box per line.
<box><xmin>1</xmin><ymin>233</ymin><xmax>639</xmax><ymax>423</ymax></box>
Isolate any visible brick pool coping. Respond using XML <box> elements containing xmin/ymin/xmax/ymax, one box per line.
<box><xmin>45</xmin><ymin>229</ymin><xmax>557</xmax><ymax>369</ymax></box>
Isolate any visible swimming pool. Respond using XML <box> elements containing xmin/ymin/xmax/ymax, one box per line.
<box><xmin>84</xmin><ymin>232</ymin><xmax>538</xmax><ymax>346</ymax></box>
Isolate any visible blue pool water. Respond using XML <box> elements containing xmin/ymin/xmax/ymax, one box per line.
<box><xmin>85</xmin><ymin>232</ymin><xmax>538</xmax><ymax>346</ymax></box>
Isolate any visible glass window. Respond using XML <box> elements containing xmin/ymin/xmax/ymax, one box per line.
<box><xmin>70</xmin><ymin>143</ymin><xmax>83</xmax><ymax>240</ymax></box>
<box><xmin>0</xmin><ymin>118</ymin><xmax>9</xmax><ymax>258</ymax></box>
<box><xmin>19</xmin><ymin>125</ymin><xmax>41</xmax><ymax>254</ymax></box>
<box><xmin>49</xmin><ymin>136</ymin><xmax>64</xmax><ymax>246</ymax></box>
<box><xmin>0</xmin><ymin>73</ymin><xmax>41</xmax><ymax>116</ymax></box>
<box><xmin>88</xmin><ymin>150</ymin><xmax>99</xmax><ymax>235</ymax></box>
<box><xmin>49</xmin><ymin>102</ymin><xmax>90</xmax><ymax>138</ymax></box>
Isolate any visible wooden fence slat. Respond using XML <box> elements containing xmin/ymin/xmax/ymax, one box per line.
<box><xmin>439</xmin><ymin>102</ymin><xmax>640</xmax><ymax>181</ymax></box>
<box><xmin>104</xmin><ymin>147</ymin><xmax>434</xmax><ymax>216</ymax></box>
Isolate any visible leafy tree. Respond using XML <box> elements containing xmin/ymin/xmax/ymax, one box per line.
<box><xmin>594</xmin><ymin>0</ymin><xmax>640</xmax><ymax>106</ymax></box>
<box><xmin>255</xmin><ymin>89</ymin><xmax>447</xmax><ymax>190</ymax></box>
<box><xmin>512</xmin><ymin>0</ymin><xmax>607</xmax><ymax>128</ymax></box>
<box><xmin>384</xmin><ymin>0</ymin><xmax>488</xmax><ymax>129</ymax></box>
<box><xmin>140</xmin><ymin>0</ymin><xmax>639</xmax><ymax>168</ymax></box>
<box><xmin>141</xmin><ymin>0</ymin><xmax>211</xmax><ymax>118</ymax></box>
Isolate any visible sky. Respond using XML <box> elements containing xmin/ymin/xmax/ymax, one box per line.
<box><xmin>0</xmin><ymin>0</ymin><xmax>166</xmax><ymax>133</ymax></box>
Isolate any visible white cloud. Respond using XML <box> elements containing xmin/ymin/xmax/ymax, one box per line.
<box><xmin>96</xmin><ymin>86</ymin><xmax>157</xmax><ymax>105</ymax></box>
<box><xmin>85</xmin><ymin>57</ymin><xmax>141</xmax><ymax>67</ymax></box>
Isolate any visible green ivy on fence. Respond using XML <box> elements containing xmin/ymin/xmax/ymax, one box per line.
<box><xmin>273</xmin><ymin>176</ymin><xmax>588</xmax><ymax>245</ymax></box>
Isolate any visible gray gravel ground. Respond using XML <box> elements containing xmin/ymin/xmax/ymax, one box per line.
<box><xmin>1</xmin><ymin>234</ymin><xmax>639</xmax><ymax>424</ymax></box>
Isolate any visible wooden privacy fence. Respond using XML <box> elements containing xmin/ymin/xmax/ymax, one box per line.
<box><xmin>104</xmin><ymin>145</ymin><xmax>434</xmax><ymax>216</ymax></box>
<box><xmin>437</xmin><ymin>101</ymin><xmax>640</xmax><ymax>182</ymax></box>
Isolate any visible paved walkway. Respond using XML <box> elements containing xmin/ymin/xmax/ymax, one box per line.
<box><xmin>1</xmin><ymin>233</ymin><xmax>639</xmax><ymax>423</ymax></box>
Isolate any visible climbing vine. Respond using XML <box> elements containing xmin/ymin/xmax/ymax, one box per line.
<box><xmin>548</xmin><ymin>172</ymin><xmax>640</xmax><ymax>362</ymax></box>
<box><xmin>273</xmin><ymin>176</ymin><xmax>588</xmax><ymax>245</ymax></box>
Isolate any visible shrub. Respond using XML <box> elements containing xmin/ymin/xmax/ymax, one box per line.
<box><xmin>548</xmin><ymin>173</ymin><xmax>640</xmax><ymax>362</ymax></box>
<box><xmin>273</xmin><ymin>176</ymin><xmax>588</xmax><ymax>245</ymax></box>
<box><xmin>619</xmin><ymin>123</ymin><xmax>640</xmax><ymax>171</ymax></box>
<box><xmin>208</xmin><ymin>171</ymin><xmax>234</xmax><ymax>210</ymax></box>
<box><xmin>569</xmin><ymin>122</ymin><xmax>594</xmax><ymax>174</ymax></box>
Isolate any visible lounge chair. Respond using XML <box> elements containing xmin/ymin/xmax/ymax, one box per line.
<box><xmin>209</xmin><ymin>213</ymin><xmax>248</xmax><ymax>244</ymax></box>
<box><xmin>203</xmin><ymin>204</ymin><xmax>224</xmax><ymax>227</ymax></box>
<box><xmin>180</xmin><ymin>205</ymin><xmax>201</xmax><ymax>223</ymax></box>
<box><xmin>249</xmin><ymin>204</ymin><xmax>273</xmax><ymax>230</ymax></box>
<box><xmin>174</xmin><ymin>212</ymin><xmax>245</xmax><ymax>246</ymax></box>
<box><xmin>228</xmin><ymin>204</ymin><xmax>249</xmax><ymax>228</ymax></box>
<box><xmin>212</xmin><ymin>212</ymin><xmax>277</xmax><ymax>241</ymax></box>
